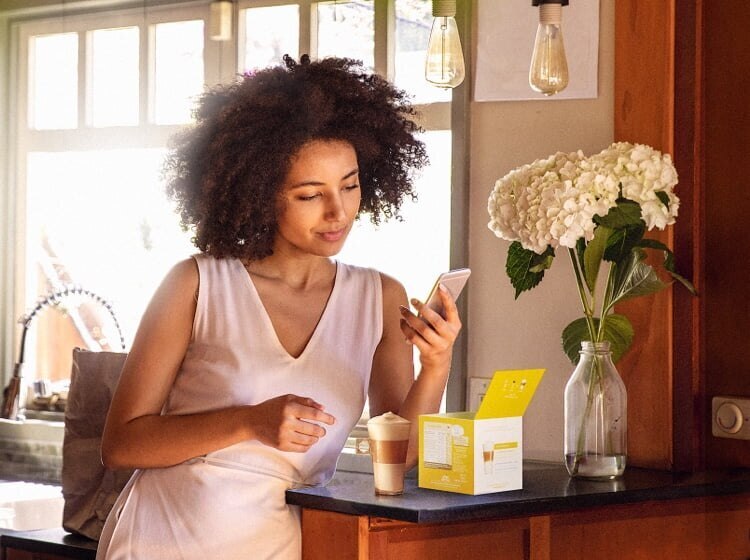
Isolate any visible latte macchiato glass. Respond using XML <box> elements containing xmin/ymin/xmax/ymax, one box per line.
<box><xmin>367</xmin><ymin>412</ymin><xmax>411</xmax><ymax>495</ymax></box>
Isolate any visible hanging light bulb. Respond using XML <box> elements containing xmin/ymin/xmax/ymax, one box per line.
<box><xmin>529</xmin><ymin>0</ymin><xmax>569</xmax><ymax>96</ymax></box>
<box><xmin>425</xmin><ymin>0</ymin><xmax>465</xmax><ymax>89</ymax></box>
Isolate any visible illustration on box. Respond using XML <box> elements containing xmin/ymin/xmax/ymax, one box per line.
<box><xmin>418</xmin><ymin>369</ymin><xmax>544</xmax><ymax>495</ymax></box>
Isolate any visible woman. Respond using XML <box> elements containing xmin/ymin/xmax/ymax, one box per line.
<box><xmin>97</xmin><ymin>55</ymin><xmax>461</xmax><ymax>560</ymax></box>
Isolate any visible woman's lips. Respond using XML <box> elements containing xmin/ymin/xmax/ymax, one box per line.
<box><xmin>318</xmin><ymin>228</ymin><xmax>346</xmax><ymax>242</ymax></box>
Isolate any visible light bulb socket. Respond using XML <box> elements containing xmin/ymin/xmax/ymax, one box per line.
<box><xmin>432</xmin><ymin>0</ymin><xmax>457</xmax><ymax>18</ymax></box>
<box><xmin>539</xmin><ymin>3</ymin><xmax>563</xmax><ymax>24</ymax></box>
<box><xmin>532</xmin><ymin>0</ymin><xmax>569</xmax><ymax>6</ymax></box>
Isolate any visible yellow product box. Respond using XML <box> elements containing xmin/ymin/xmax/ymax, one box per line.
<box><xmin>418</xmin><ymin>369</ymin><xmax>545</xmax><ymax>495</ymax></box>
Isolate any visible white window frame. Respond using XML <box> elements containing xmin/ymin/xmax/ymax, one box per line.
<box><xmin>0</xmin><ymin>0</ymin><xmax>467</xmax><ymax>416</ymax></box>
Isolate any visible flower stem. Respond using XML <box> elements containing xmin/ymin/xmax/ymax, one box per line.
<box><xmin>567</xmin><ymin>250</ymin><xmax>613</xmax><ymax>476</ymax></box>
<box><xmin>571</xmin><ymin>353</ymin><xmax>604</xmax><ymax>474</ymax></box>
<box><xmin>568</xmin><ymin>249</ymin><xmax>597</xmax><ymax>342</ymax></box>
<box><xmin>597</xmin><ymin>262</ymin><xmax>617</xmax><ymax>341</ymax></box>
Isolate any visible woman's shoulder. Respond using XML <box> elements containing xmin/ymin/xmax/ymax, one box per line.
<box><xmin>377</xmin><ymin>270</ymin><xmax>406</xmax><ymax>300</ymax></box>
<box><xmin>159</xmin><ymin>257</ymin><xmax>200</xmax><ymax>294</ymax></box>
<box><xmin>341</xmin><ymin>264</ymin><xmax>407</xmax><ymax>307</ymax></box>
<box><xmin>188</xmin><ymin>253</ymin><xmax>243</xmax><ymax>276</ymax></box>
<box><xmin>338</xmin><ymin>262</ymin><xmax>403</xmax><ymax>292</ymax></box>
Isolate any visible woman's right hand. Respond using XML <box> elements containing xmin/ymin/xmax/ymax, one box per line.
<box><xmin>247</xmin><ymin>394</ymin><xmax>336</xmax><ymax>452</ymax></box>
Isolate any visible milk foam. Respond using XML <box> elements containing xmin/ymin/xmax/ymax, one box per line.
<box><xmin>367</xmin><ymin>411</ymin><xmax>411</xmax><ymax>441</ymax></box>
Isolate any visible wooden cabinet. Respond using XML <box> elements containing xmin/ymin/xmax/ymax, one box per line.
<box><xmin>301</xmin><ymin>494</ymin><xmax>750</xmax><ymax>560</ymax></box>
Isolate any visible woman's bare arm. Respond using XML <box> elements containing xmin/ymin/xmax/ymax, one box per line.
<box><xmin>368</xmin><ymin>273</ymin><xmax>461</xmax><ymax>469</ymax></box>
<box><xmin>101</xmin><ymin>259</ymin><xmax>334</xmax><ymax>470</ymax></box>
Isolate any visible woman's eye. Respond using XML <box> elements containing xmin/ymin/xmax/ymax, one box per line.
<box><xmin>297</xmin><ymin>193</ymin><xmax>320</xmax><ymax>201</ymax></box>
<box><xmin>344</xmin><ymin>184</ymin><xmax>360</xmax><ymax>192</ymax></box>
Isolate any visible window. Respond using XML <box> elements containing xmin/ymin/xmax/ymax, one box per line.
<box><xmin>6</xmin><ymin>1</ymin><xmax>458</xmax><ymax>419</ymax></box>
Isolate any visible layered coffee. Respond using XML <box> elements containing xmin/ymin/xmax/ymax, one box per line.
<box><xmin>482</xmin><ymin>441</ymin><xmax>494</xmax><ymax>475</ymax></box>
<box><xmin>367</xmin><ymin>412</ymin><xmax>411</xmax><ymax>495</ymax></box>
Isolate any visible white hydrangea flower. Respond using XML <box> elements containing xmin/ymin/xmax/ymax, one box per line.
<box><xmin>488</xmin><ymin>142</ymin><xmax>680</xmax><ymax>255</ymax></box>
<box><xmin>487</xmin><ymin>150</ymin><xmax>616</xmax><ymax>254</ymax></box>
<box><xmin>585</xmin><ymin>142</ymin><xmax>680</xmax><ymax>230</ymax></box>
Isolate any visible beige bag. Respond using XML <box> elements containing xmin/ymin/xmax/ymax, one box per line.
<box><xmin>62</xmin><ymin>348</ymin><xmax>133</xmax><ymax>540</ymax></box>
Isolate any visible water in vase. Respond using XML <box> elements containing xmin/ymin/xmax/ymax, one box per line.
<box><xmin>565</xmin><ymin>453</ymin><xmax>626</xmax><ymax>479</ymax></box>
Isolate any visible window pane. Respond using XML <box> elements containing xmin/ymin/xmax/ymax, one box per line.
<box><xmin>91</xmin><ymin>26</ymin><xmax>140</xmax><ymax>127</ymax></box>
<box><xmin>395</xmin><ymin>0</ymin><xmax>451</xmax><ymax>103</ymax></box>
<box><xmin>29</xmin><ymin>32</ymin><xmax>78</xmax><ymax>129</ymax></box>
<box><xmin>338</xmin><ymin>130</ymin><xmax>452</xmax><ymax>308</ymax></box>
<box><xmin>241</xmin><ymin>5</ymin><xmax>299</xmax><ymax>73</ymax></box>
<box><xmin>153</xmin><ymin>20</ymin><xmax>204</xmax><ymax>125</ymax></box>
<box><xmin>316</xmin><ymin>1</ymin><xmax>374</xmax><ymax>70</ymax></box>
<box><xmin>338</xmin><ymin>131</ymin><xmax>452</xmax><ymax>414</ymax></box>
<box><xmin>25</xmin><ymin>150</ymin><xmax>194</xmax><ymax>380</ymax></box>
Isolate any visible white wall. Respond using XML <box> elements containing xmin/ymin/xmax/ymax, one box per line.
<box><xmin>467</xmin><ymin>0</ymin><xmax>614</xmax><ymax>461</ymax></box>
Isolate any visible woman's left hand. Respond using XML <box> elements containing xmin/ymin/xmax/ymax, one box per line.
<box><xmin>399</xmin><ymin>284</ymin><xmax>462</xmax><ymax>371</ymax></box>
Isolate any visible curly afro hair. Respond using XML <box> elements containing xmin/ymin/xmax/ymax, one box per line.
<box><xmin>163</xmin><ymin>55</ymin><xmax>428</xmax><ymax>261</ymax></box>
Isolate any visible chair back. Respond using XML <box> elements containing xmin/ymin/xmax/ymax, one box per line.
<box><xmin>62</xmin><ymin>348</ymin><xmax>133</xmax><ymax>541</ymax></box>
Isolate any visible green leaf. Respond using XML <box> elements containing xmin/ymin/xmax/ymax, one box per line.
<box><xmin>595</xmin><ymin>200</ymin><xmax>643</xmax><ymax>229</ymax></box>
<box><xmin>562</xmin><ymin>314</ymin><xmax>635</xmax><ymax>364</ymax></box>
<box><xmin>612</xmin><ymin>260</ymin><xmax>669</xmax><ymax>305</ymax></box>
<box><xmin>505</xmin><ymin>242</ymin><xmax>555</xmax><ymax>299</ymax></box>
<box><xmin>637</xmin><ymin>238</ymin><xmax>670</xmax><ymax>253</ymax></box>
<box><xmin>562</xmin><ymin>318</ymin><xmax>595</xmax><ymax>363</ymax></box>
<box><xmin>603</xmin><ymin>222</ymin><xmax>645</xmax><ymax>263</ymax></box>
<box><xmin>637</xmin><ymin>238</ymin><xmax>697</xmax><ymax>295</ymax></box>
<box><xmin>575</xmin><ymin>238</ymin><xmax>587</xmax><ymax>283</ymax></box>
<box><xmin>583</xmin><ymin>226</ymin><xmax>612</xmax><ymax>292</ymax></box>
<box><xmin>667</xmin><ymin>270</ymin><xmax>698</xmax><ymax>296</ymax></box>
<box><xmin>656</xmin><ymin>191</ymin><xmax>670</xmax><ymax>207</ymax></box>
<box><xmin>664</xmin><ymin>249</ymin><xmax>675</xmax><ymax>272</ymax></box>
<box><xmin>529</xmin><ymin>253</ymin><xmax>554</xmax><ymax>273</ymax></box>
<box><xmin>611</xmin><ymin>248</ymin><xmax>644</xmax><ymax>301</ymax></box>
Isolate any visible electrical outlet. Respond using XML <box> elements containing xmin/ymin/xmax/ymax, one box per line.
<box><xmin>712</xmin><ymin>396</ymin><xmax>750</xmax><ymax>440</ymax></box>
<box><xmin>467</xmin><ymin>377</ymin><xmax>492</xmax><ymax>412</ymax></box>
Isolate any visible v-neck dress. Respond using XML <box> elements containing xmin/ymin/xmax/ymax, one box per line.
<box><xmin>97</xmin><ymin>254</ymin><xmax>383</xmax><ymax>560</ymax></box>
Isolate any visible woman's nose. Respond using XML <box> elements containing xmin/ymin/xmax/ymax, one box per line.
<box><xmin>324</xmin><ymin>194</ymin><xmax>346</xmax><ymax>221</ymax></box>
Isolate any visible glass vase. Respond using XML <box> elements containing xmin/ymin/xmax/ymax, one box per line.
<box><xmin>564</xmin><ymin>341</ymin><xmax>627</xmax><ymax>479</ymax></box>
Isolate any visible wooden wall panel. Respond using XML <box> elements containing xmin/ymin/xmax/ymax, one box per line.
<box><xmin>615</xmin><ymin>0</ymin><xmax>750</xmax><ymax>471</ymax></box>
<box><xmin>703</xmin><ymin>0</ymin><xmax>750</xmax><ymax>468</ymax></box>
<box><xmin>614</xmin><ymin>0</ymin><xmax>676</xmax><ymax>470</ymax></box>
<box><xmin>669</xmin><ymin>0</ymin><xmax>705</xmax><ymax>473</ymax></box>
<box><xmin>614</xmin><ymin>1</ymin><xmax>675</xmax><ymax>150</ymax></box>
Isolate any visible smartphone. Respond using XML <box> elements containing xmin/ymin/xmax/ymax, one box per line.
<box><xmin>422</xmin><ymin>268</ymin><xmax>471</xmax><ymax>319</ymax></box>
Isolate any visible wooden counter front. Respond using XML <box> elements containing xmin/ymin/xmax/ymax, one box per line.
<box><xmin>289</xmin><ymin>463</ymin><xmax>750</xmax><ymax>560</ymax></box>
<box><xmin>300</xmin><ymin>495</ymin><xmax>749</xmax><ymax>560</ymax></box>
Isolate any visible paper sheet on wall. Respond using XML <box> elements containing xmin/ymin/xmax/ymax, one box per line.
<box><xmin>474</xmin><ymin>0</ymin><xmax>600</xmax><ymax>101</ymax></box>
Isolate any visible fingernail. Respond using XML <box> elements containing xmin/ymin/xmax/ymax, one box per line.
<box><xmin>410</xmin><ymin>298</ymin><xmax>419</xmax><ymax>306</ymax></box>
<box><xmin>399</xmin><ymin>305</ymin><xmax>409</xmax><ymax>314</ymax></box>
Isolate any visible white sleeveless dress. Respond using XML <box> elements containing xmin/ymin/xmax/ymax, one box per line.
<box><xmin>97</xmin><ymin>255</ymin><xmax>383</xmax><ymax>560</ymax></box>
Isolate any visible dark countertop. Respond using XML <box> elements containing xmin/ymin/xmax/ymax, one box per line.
<box><xmin>3</xmin><ymin>461</ymin><xmax>749</xmax><ymax>558</ymax></box>
<box><xmin>285</xmin><ymin>460</ymin><xmax>750</xmax><ymax>523</ymax></box>
<box><xmin>0</xmin><ymin>527</ymin><xmax>97</xmax><ymax>559</ymax></box>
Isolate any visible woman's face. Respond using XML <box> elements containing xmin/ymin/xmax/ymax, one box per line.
<box><xmin>274</xmin><ymin>139</ymin><xmax>361</xmax><ymax>258</ymax></box>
